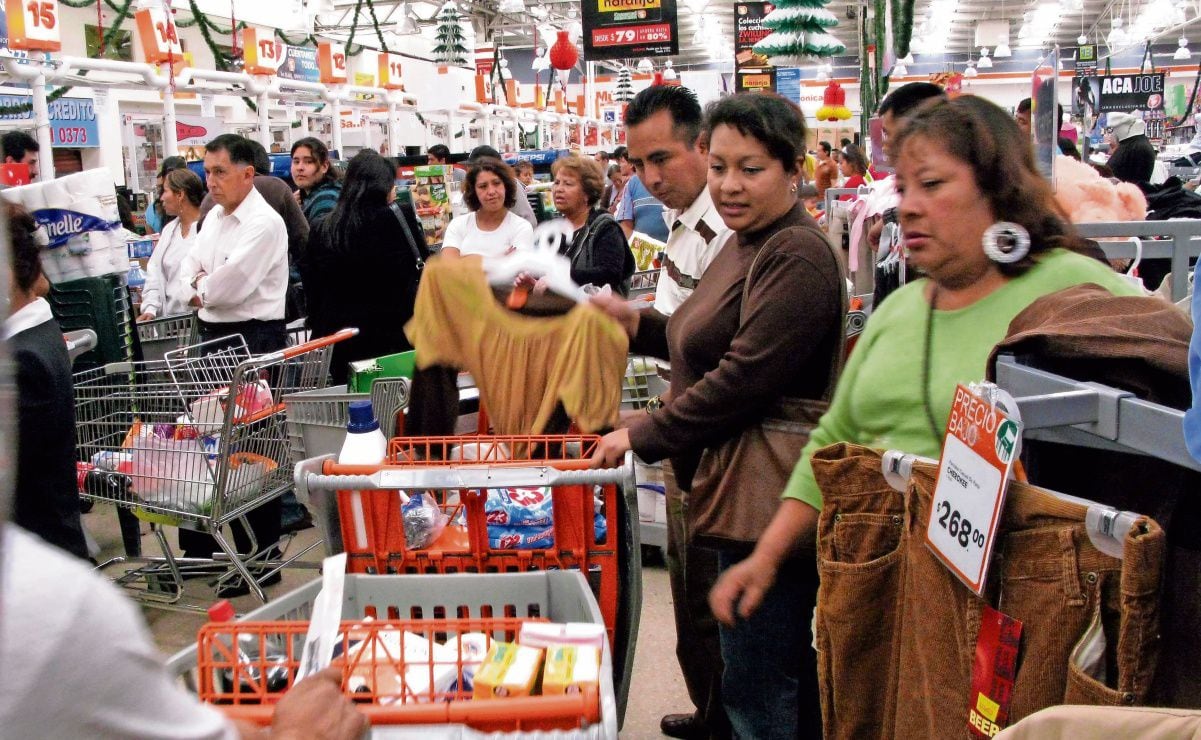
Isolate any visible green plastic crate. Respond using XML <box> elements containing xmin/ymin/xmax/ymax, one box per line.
<box><xmin>347</xmin><ymin>349</ymin><xmax>416</xmax><ymax>393</ymax></box>
<box><xmin>48</xmin><ymin>273</ymin><xmax>134</xmax><ymax>371</ymax></box>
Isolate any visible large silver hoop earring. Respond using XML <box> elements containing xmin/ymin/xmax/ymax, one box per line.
<box><xmin>982</xmin><ymin>222</ymin><xmax>1030</xmax><ymax>264</ymax></box>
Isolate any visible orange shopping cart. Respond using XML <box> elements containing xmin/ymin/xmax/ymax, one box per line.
<box><xmin>165</xmin><ymin>571</ymin><xmax>620</xmax><ymax>738</ymax></box>
<box><xmin>292</xmin><ymin>438</ymin><xmax>642</xmax><ymax>728</ymax></box>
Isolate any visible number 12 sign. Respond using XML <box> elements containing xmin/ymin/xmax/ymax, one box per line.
<box><xmin>6</xmin><ymin>0</ymin><xmax>60</xmax><ymax>52</ymax></box>
<box><xmin>926</xmin><ymin>385</ymin><xmax>1022</xmax><ymax>595</ymax></box>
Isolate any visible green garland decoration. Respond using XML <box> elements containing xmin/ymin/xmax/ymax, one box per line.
<box><xmin>343</xmin><ymin>0</ymin><xmax>365</xmax><ymax>55</ymax></box>
<box><xmin>188</xmin><ymin>0</ymin><xmax>260</xmax><ymax>113</ymax></box>
<box><xmin>873</xmin><ymin>0</ymin><xmax>887</xmax><ymax>100</ymax></box>
<box><xmin>0</xmin><ymin>0</ymin><xmax>134</xmax><ymax>115</ymax></box>
<box><xmin>366</xmin><ymin>0</ymin><xmax>390</xmax><ymax>53</ymax></box>
<box><xmin>274</xmin><ymin>29</ymin><xmax>317</xmax><ymax>46</ymax></box>
<box><xmin>59</xmin><ymin>0</ymin><xmax>97</xmax><ymax>8</ymax></box>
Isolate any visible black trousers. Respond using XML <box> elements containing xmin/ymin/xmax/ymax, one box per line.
<box><xmin>180</xmin><ymin>318</ymin><xmax>287</xmax><ymax>560</ymax></box>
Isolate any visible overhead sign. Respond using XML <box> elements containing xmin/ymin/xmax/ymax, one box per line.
<box><xmin>1074</xmin><ymin>43</ymin><xmax>1097</xmax><ymax>77</ymax></box>
<box><xmin>242</xmin><ymin>27</ymin><xmax>283</xmax><ymax>76</ymax></box>
<box><xmin>776</xmin><ymin>67</ymin><xmax>801</xmax><ymax>103</ymax></box>
<box><xmin>4</xmin><ymin>0</ymin><xmax>59</xmax><ymax>52</ymax></box>
<box><xmin>378</xmin><ymin>52</ymin><xmax>404</xmax><ymax>89</ymax></box>
<box><xmin>277</xmin><ymin>43</ymin><xmax>320</xmax><ymax>82</ymax></box>
<box><xmin>317</xmin><ymin>41</ymin><xmax>347</xmax><ymax>84</ymax></box>
<box><xmin>583</xmin><ymin>0</ymin><xmax>678</xmax><ymax>60</ymax></box>
<box><xmin>734</xmin><ymin>2</ymin><xmax>774</xmax><ymax>92</ymax></box>
<box><xmin>1094</xmin><ymin>72</ymin><xmax>1165</xmax><ymax>113</ymax></box>
<box><xmin>175</xmin><ymin>115</ymin><xmax>221</xmax><ymax>146</ymax></box>
<box><xmin>135</xmin><ymin>6</ymin><xmax>182</xmax><ymax>64</ymax></box>
<box><xmin>0</xmin><ymin>95</ymin><xmax>98</xmax><ymax>147</ymax></box>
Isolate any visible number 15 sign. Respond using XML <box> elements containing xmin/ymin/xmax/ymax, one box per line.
<box><xmin>926</xmin><ymin>385</ymin><xmax>1022</xmax><ymax>595</ymax></box>
<box><xmin>6</xmin><ymin>0</ymin><xmax>60</xmax><ymax>52</ymax></box>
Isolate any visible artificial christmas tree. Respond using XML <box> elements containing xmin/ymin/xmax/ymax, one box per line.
<box><xmin>753</xmin><ymin>0</ymin><xmax>845</xmax><ymax>65</ymax></box>
<box><xmin>614</xmin><ymin>66</ymin><xmax>634</xmax><ymax>102</ymax></box>
<box><xmin>433</xmin><ymin>2</ymin><xmax>469</xmax><ymax>67</ymax></box>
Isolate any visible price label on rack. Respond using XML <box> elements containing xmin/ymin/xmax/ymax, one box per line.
<box><xmin>925</xmin><ymin>385</ymin><xmax>1021</xmax><ymax>595</ymax></box>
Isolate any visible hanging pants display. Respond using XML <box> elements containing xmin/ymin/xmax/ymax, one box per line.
<box><xmin>810</xmin><ymin>443</ymin><xmax>1165</xmax><ymax>740</ymax></box>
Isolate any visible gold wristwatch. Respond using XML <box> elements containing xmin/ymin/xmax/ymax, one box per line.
<box><xmin>645</xmin><ymin>395</ymin><xmax>663</xmax><ymax>413</ymax></box>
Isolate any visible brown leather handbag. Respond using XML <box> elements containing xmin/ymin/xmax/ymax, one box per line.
<box><xmin>687</xmin><ymin>225</ymin><xmax>847</xmax><ymax>552</ymax></box>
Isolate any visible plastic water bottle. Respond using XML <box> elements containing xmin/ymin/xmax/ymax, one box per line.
<box><xmin>207</xmin><ymin>600</ymin><xmax>289</xmax><ymax>697</ymax></box>
<box><xmin>127</xmin><ymin>260</ymin><xmax>147</xmax><ymax>309</ymax></box>
<box><xmin>338</xmin><ymin>400</ymin><xmax>389</xmax><ymax>557</ymax></box>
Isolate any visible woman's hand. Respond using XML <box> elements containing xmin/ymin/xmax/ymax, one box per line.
<box><xmin>590</xmin><ymin>293</ymin><xmax>640</xmax><ymax>338</ymax></box>
<box><xmin>709</xmin><ymin>553</ymin><xmax>780</xmax><ymax>626</ymax></box>
<box><xmin>590</xmin><ymin>428</ymin><xmax>631</xmax><ymax>468</ymax></box>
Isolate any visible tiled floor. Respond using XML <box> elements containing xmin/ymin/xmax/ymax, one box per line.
<box><xmin>84</xmin><ymin>504</ymin><xmax>689</xmax><ymax>738</ymax></box>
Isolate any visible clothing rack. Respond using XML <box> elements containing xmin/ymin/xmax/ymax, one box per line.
<box><xmin>993</xmin><ymin>354</ymin><xmax>1201</xmax><ymax>474</ymax></box>
<box><xmin>1076</xmin><ymin>220</ymin><xmax>1201</xmax><ymax>301</ymax></box>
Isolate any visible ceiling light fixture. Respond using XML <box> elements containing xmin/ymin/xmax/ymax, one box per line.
<box><xmin>892</xmin><ymin>62</ymin><xmax>908</xmax><ymax>76</ymax></box>
<box><xmin>636</xmin><ymin>57</ymin><xmax>654</xmax><ymax>74</ymax></box>
<box><xmin>900</xmin><ymin>51</ymin><xmax>915</xmax><ymax>65</ymax></box>
<box><xmin>993</xmin><ymin>40</ymin><xmax>1012</xmax><ymax>57</ymax></box>
<box><xmin>978</xmin><ymin>54</ymin><xmax>993</xmax><ymax>68</ymax></box>
<box><xmin>1176</xmin><ymin>36</ymin><xmax>1191</xmax><ymax>61</ymax></box>
<box><xmin>964</xmin><ymin>61</ymin><xmax>978</xmax><ymax>77</ymax></box>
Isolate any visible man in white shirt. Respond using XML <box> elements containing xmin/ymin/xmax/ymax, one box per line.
<box><xmin>178</xmin><ymin>134</ymin><xmax>290</xmax><ymax>580</ymax></box>
<box><xmin>624</xmin><ymin>84</ymin><xmax>731</xmax><ymax>740</ymax></box>
<box><xmin>182</xmin><ymin>134</ymin><xmax>290</xmax><ymax>356</ymax></box>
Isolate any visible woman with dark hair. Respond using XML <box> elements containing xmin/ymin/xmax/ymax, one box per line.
<box><xmin>440</xmin><ymin>157</ymin><xmax>533</xmax><ymax>258</ymax></box>
<box><xmin>549</xmin><ymin>155</ymin><xmax>634</xmax><ymax>295</ymax></box>
<box><xmin>838</xmin><ymin>142</ymin><xmax>871</xmax><ymax>198</ymax></box>
<box><xmin>291</xmin><ymin>137</ymin><xmax>342</xmax><ymax>226</ymax></box>
<box><xmin>713</xmin><ymin>94</ymin><xmax>1140</xmax><ymax>671</ymax></box>
<box><xmin>590</xmin><ymin>92</ymin><xmax>845</xmax><ymax>738</ymax></box>
<box><xmin>145</xmin><ymin>155</ymin><xmax>188</xmax><ymax>234</ymax></box>
<box><xmin>300</xmin><ymin>150</ymin><xmax>428</xmax><ymax>381</ymax></box>
<box><xmin>138</xmin><ymin>168</ymin><xmax>205</xmax><ymax>321</ymax></box>
<box><xmin>3</xmin><ymin>202</ymin><xmax>88</xmax><ymax>560</ymax></box>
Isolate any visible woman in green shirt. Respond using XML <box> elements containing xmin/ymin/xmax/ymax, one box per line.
<box><xmin>710</xmin><ymin>94</ymin><xmax>1142</xmax><ymax>623</ymax></box>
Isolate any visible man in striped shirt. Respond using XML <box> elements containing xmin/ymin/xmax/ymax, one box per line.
<box><xmin>625</xmin><ymin>84</ymin><xmax>731</xmax><ymax>740</ymax></box>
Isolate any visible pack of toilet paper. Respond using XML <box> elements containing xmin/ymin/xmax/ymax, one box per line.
<box><xmin>0</xmin><ymin>168</ymin><xmax>125</xmax><ymax>284</ymax></box>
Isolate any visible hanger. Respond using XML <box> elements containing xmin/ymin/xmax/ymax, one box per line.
<box><xmin>1125</xmin><ymin>236</ymin><xmax>1142</xmax><ymax>278</ymax></box>
<box><xmin>481</xmin><ymin>218</ymin><xmax>589</xmax><ymax>303</ymax></box>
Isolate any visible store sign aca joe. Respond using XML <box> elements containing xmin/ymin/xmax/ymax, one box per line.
<box><xmin>583</xmin><ymin>0</ymin><xmax>679</xmax><ymax>61</ymax></box>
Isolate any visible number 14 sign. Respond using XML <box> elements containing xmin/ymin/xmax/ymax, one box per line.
<box><xmin>926</xmin><ymin>385</ymin><xmax>1022</xmax><ymax>595</ymax></box>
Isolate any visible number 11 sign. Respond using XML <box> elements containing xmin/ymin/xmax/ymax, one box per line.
<box><xmin>926</xmin><ymin>385</ymin><xmax>1022</xmax><ymax>595</ymax></box>
<box><xmin>6</xmin><ymin>0</ymin><xmax>60</xmax><ymax>52</ymax></box>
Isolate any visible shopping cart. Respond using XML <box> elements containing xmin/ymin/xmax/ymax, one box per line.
<box><xmin>75</xmin><ymin>328</ymin><xmax>357</xmax><ymax>609</ymax></box>
<box><xmin>293</xmin><ymin>443</ymin><xmax>641</xmax><ymax>727</ymax></box>
<box><xmin>136</xmin><ymin>312</ymin><xmax>198</xmax><ymax>365</ymax></box>
<box><xmin>165</xmin><ymin>572</ymin><xmax>619</xmax><ymax>738</ymax></box>
<box><xmin>627</xmin><ymin>268</ymin><xmax>660</xmax><ymax>300</ymax></box>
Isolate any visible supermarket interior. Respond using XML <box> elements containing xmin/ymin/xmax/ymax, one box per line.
<box><xmin>4</xmin><ymin>0</ymin><xmax>1201</xmax><ymax>737</ymax></box>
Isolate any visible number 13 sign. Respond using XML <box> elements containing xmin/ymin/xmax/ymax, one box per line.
<box><xmin>135</xmin><ymin>6</ymin><xmax>183</xmax><ymax>64</ymax></box>
<box><xmin>926</xmin><ymin>385</ymin><xmax>1022</xmax><ymax>595</ymax></box>
<box><xmin>6</xmin><ymin>0</ymin><xmax>60</xmax><ymax>52</ymax></box>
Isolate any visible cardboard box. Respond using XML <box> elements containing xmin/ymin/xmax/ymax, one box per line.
<box><xmin>473</xmin><ymin>641</ymin><xmax>544</xmax><ymax>699</ymax></box>
<box><xmin>541</xmin><ymin>645</ymin><xmax>600</xmax><ymax>695</ymax></box>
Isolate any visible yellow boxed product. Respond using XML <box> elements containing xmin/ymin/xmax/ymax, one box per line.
<box><xmin>472</xmin><ymin>641</ymin><xmax>544</xmax><ymax>699</ymax></box>
<box><xmin>628</xmin><ymin>231</ymin><xmax>666</xmax><ymax>271</ymax></box>
<box><xmin>541</xmin><ymin>644</ymin><xmax>601</xmax><ymax>695</ymax></box>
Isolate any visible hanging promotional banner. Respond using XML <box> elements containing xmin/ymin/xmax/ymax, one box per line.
<box><xmin>0</xmin><ymin>94</ymin><xmax>98</xmax><ymax>147</ymax></box>
<box><xmin>734</xmin><ymin>2</ymin><xmax>775</xmax><ymax>92</ymax></box>
<box><xmin>1087</xmin><ymin>72</ymin><xmax>1165</xmax><ymax>113</ymax></box>
<box><xmin>277</xmin><ymin>43</ymin><xmax>321</xmax><ymax>82</ymax></box>
<box><xmin>1074</xmin><ymin>44</ymin><xmax>1097</xmax><ymax>77</ymax></box>
<box><xmin>582</xmin><ymin>0</ymin><xmax>679</xmax><ymax>61</ymax></box>
<box><xmin>775</xmin><ymin>67</ymin><xmax>801</xmax><ymax>104</ymax></box>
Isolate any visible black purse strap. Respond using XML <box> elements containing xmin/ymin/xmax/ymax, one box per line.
<box><xmin>389</xmin><ymin>201</ymin><xmax>425</xmax><ymax>272</ymax></box>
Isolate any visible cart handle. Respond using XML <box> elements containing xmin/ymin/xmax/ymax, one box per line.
<box><xmin>215</xmin><ymin>687</ymin><xmax>600</xmax><ymax>726</ymax></box>
<box><xmin>298</xmin><ymin>463</ymin><xmax>630</xmax><ymax>492</ymax></box>
<box><xmin>267</xmin><ymin>327</ymin><xmax>360</xmax><ymax>361</ymax></box>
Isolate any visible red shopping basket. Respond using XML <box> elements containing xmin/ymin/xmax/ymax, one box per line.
<box><xmin>327</xmin><ymin>435</ymin><xmax>620</xmax><ymax>649</ymax></box>
<box><xmin>195</xmin><ymin>615</ymin><xmax>602</xmax><ymax>731</ymax></box>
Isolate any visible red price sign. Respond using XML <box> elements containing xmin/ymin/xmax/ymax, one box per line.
<box><xmin>6</xmin><ymin>0</ymin><xmax>60</xmax><ymax>51</ymax></box>
<box><xmin>591</xmin><ymin>23</ymin><xmax>672</xmax><ymax>47</ymax></box>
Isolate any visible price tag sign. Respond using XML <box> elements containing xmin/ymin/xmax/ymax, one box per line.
<box><xmin>6</xmin><ymin>0</ymin><xmax>61</xmax><ymax>52</ymax></box>
<box><xmin>925</xmin><ymin>385</ymin><xmax>1021</xmax><ymax>595</ymax></box>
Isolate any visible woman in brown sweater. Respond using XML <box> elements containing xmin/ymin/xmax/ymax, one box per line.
<box><xmin>592</xmin><ymin>93</ymin><xmax>844</xmax><ymax>739</ymax></box>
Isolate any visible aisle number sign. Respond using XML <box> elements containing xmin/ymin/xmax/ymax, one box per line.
<box><xmin>5</xmin><ymin>0</ymin><xmax>60</xmax><ymax>52</ymax></box>
<box><xmin>926</xmin><ymin>385</ymin><xmax>1021</xmax><ymax>595</ymax></box>
<box><xmin>317</xmin><ymin>41</ymin><xmax>347</xmax><ymax>84</ymax></box>
<box><xmin>135</xmin><ymin>6</ymin><xmax>182</xmax><ymax>64</ymax></box>
<box><xmin>378</xmin><ymin>52</ymin><xmax>403</xmax><ymax>89</ymax></box>
<box><xmin>242</xmin><ymin>27</ymin><xmax>283</xmax><ymax>76</ymax></box>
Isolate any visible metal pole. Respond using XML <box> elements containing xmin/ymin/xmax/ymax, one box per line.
<box><xmin>257</xmin><ymin>89</ymin><xmax>271</xmax><ymax>149</ymax></box>
<box><xmin>387</xmin><ymin>100</ymin><xmax>401</xmax><ymax>157</ymax></box>
<box><xmin>30</xmin><ymin>73</ymin><xmax>54</xmax><ymax>180</ymax></box>
<box><xmin>162</xmin><ymin>86</ymin><xmax>179</xmax><ymax>157</ymax></box>
<box><xmin>331</xmin><ymin>98</ymin><xmax>344</xmax><ymax>159</ymax></box>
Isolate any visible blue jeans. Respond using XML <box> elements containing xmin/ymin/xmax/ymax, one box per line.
<box><xmin>717</xmin><ymin>550</ymin><xmax>822</xmax><ymax>740</ymax></box>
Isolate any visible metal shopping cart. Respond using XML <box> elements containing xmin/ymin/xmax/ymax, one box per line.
<box><xmin>74</xmin><ymin>329</ymin><xmax>357</xmax><ymax>609</ymax></box>
<box><xmin>292</xmin><ymin>442</ymin><xmax>641</xmax><ymax>728</ymax></box>
<box><xmin>136</xmin><ymin>313</ymin><xmax>199</xmax><ymax>365</ymax></box>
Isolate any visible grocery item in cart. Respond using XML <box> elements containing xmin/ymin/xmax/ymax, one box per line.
<box><xmin>473</xmin><ymin>642</ymin><xmax>545</xmax><ymax>699</ymax></box>
<box><xmin>344</xmin><ymin>628</ymin><xmax>460</xmax><ymax>703</ymax></box>
<box><xmin>541</xmin><ymin>645</ymin><xmax>602</xmax><ymax>695</ymax></box>
<box><xmin>402</xmin><ymin>493</ymin><xmax>449</xmax><ymax>549</ymax></box>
